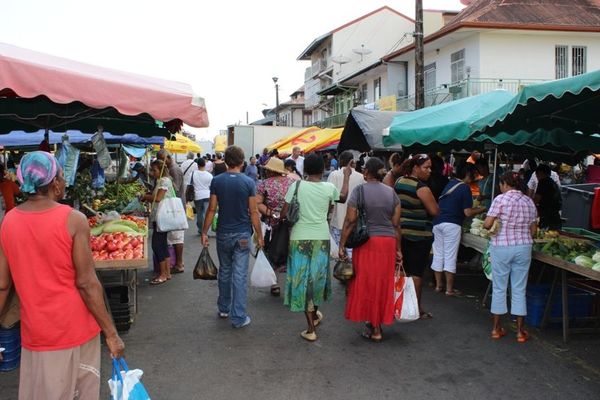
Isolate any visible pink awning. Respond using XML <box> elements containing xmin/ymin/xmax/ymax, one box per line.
<box><xmin>0</xmin><ymin>42</ymin><xmax>209</xmax><ymax>128</ymax></box>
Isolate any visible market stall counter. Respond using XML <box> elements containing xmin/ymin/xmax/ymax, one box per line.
<box><xmin>461</xmin><ymin>231</ymin><xmax>600</xmax><ymax>342</ymax></box>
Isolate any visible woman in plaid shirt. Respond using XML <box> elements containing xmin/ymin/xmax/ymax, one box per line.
<box><xmin>483</xmin><ymin>172</ymin><xmax>537</xmax><ymax>343</ymax></box>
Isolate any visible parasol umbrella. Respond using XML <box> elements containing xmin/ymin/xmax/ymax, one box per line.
<box><xmin>161</xmin><ymin>133</ymin><xmax>202</xmax><ymax>154</ymax></box>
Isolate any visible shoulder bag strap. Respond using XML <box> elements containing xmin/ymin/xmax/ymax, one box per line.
<box><xmin>292</xmin><ymin>180</ymin><xmax>300</xmax><ymax>202</ymax></box>
<box><xmin>150</xmin><ymin>161</ymin><xmax>167</xmax><ymax>213</ymax></box>
<box><xmin>439</xmin><ymin>181</ymin><xmax>465</xmax><ymax>200</ymax></box>
<box><xmin>183</xmin><ymin>162</ymin><xmax>195</xmax><ymax>176</ymax></box>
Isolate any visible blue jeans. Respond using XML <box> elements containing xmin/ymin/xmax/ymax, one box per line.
<box><xmin>216</xmin><ymin>232</ymin><xmax>251</xmax><ymax>326</ymax></box>
<box><xmin>490</xmin><ymin>244</ymin><xmax>532</xmax><ymax>316</ymax></box>
<box><xmin>194</xmin><ymin>199</ymin><xmax>209</xmax><ymax>233</ymax></box>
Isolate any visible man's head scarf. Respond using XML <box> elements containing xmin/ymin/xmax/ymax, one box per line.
<box><xmin>17</xmin><ymin>151</ymin><xmax>60</xmax><ymax>194</ymax></box>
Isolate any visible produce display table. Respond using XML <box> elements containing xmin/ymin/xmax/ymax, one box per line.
<box><xmin>461</xmin><ymin>232</ymin><xmax>600</xmax><ymax>342</ymax></box>
<box><xmin>94</xmin><ymin>228</ymin><xmax>149</xmax><ymax>317</ymax></box>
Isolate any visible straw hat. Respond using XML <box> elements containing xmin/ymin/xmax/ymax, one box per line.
<box><xmin>263</xmin><ymin>157</ymin><xmax>288</xmax><ymax>175</ymax></box>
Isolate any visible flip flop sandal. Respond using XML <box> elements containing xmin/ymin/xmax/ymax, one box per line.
<box><xmin>445</xmin><ymin>289</ymin><xmax>462</xmax><ymax>297</ymax></box>
<box><xmin>435</xmin><ymin>287</ymin><xmax>444</xmax><ymax>293</ymax></box>
<box><xmin>314</xmin><ymin>311</ymin><xmax>323</xmax><ymax>327</ymax></box>
<box><xmin>360</xmin><ymin>331</ymin><xmax>382</xmax><ymax>343</ymax></box>
<box><xmin>171</xmin><ymin>267</ymin><xmax>185</xmax><ymax>274</ymax></box>
<box><xmin>150</xmin><ymin>277</ymin><xmax>167</xmax><ymax>286</ymax></box>
<box><xmin>491</xmin><ymin>328</ymin><xmax>507</xmax><ymax>340</ymax></box>
<box><xmin>300</xmin><ymin>330</ymin><xmax>317</xmax><ymax>342</ymax></box>
<box><xmin>419</xmin><ymin>311</ymin><xmax>434</xmax><ymax>320</ymax></box>
<box><xmin>517</xmin><ymin>331</ymin><xmax>530</xmax><ymax>343</ymax></box>
<box><xmin>270</xmin><ymin>287</ymin><xmax>281</xmax><ymax>297</ymax></box>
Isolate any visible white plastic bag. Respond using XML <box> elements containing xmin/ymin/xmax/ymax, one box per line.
<box><xmin>251</xmin><ymin>250</ymin><xmax>277</xmax><ymax>287</ymax></box>
<box><xmin>394</xmin><ymin>275</ymin><xmax>420</xmax><ymax>322</ymax></box>
<box><xmin>108</xmin><ymin>358</ymin><xmax>150</xmax><ymax>400</ymax></box>
<box><xmin>251</xmin><ymin>222</ymin><xmax>269</xmax><ymax>258</ymax></box>
<box><xmin>156</xmin><ymin>197</ymin><xmax>188</xmax><ymax>232</ymax></box>
<box><xmin>329</xmin><ymin>233</ymin><xmax>339</xmax><ymax>260</ymax></box>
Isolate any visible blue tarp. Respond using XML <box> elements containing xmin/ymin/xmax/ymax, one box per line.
<box><xmin>0</xmin><ymin>130</ymin><xmax>165</xmax><ymax>148</ymax></box>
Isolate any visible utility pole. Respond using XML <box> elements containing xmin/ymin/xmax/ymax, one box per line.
<box><xmin>414</xmin><ymin>0</ymin><xmax>425</xmax><ymax>109</ymax></box>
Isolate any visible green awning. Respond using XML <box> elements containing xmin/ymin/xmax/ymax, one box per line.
<box><xmin>475</xmin><ymin>69</ymin><xmax>600</xmax><ymax>137</ymax></box>
<box><xmin>383</xmin><ymin>90</ymin><xmax>515</xmax><ymax>148</ymax></box>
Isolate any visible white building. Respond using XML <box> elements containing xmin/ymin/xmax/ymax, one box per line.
<box><xmin>334</xmin><ymin>0</ymin><xmax>600</xmax><ymax>113</ymax></box>
<box><xmin>298</xmin><ymin>6</ymin><xmax>416</xmax><ymax>128</ymax></box>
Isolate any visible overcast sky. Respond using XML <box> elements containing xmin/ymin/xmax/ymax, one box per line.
<box><xmin>1</xmin><ymin>0</ymin><xmax>464</xmax><ymax>140</ymax></box>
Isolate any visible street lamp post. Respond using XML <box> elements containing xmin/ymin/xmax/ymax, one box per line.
<box><xmin>272</xmin><ymin>76</ymin><xmax>279</xmax><ymax>126</ymax></box>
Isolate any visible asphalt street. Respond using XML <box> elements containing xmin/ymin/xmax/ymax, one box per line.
<box><xmin>1</xmin><ymin>229</ymin><xmax>599</xmax><ymax>399</ymax></box>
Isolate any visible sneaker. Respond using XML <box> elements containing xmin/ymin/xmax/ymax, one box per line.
<box><xmin>233</xmin><ymin>316</ymin><xmax>251</xmax><ymax>328</ymax></box>
<box><xmin>218</xmin><ymin>312</ymin><xmax>229</xmax><ymax>319</ymax></box>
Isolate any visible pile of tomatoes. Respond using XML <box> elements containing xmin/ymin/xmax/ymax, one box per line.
<box><xmin>88</xmin><ymin>216</ymin><xmax>98</xmax><ymax>227</ymax></box>
<box><xmin>90</xmin><ymin>233</ymin><xmax>144</xmax><ymax>261</ymax></box>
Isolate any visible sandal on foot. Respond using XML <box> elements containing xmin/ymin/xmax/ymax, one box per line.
<box><xmin>171</xmin><ymin>266</ymin><xmax>185</xmax><ymax>274</ymax></box>
<box><xmin>270</xmin><ymin>286</ymin><xmax>281</xmax><ymax>297</ymax></box>
<box><xmin>517</xmin><ymin>331</ymin><xmax>530</xmax><ymax>343</ymax></box>
<box><xmin>491</xmin><ymin>328</ymin><xmax>507</xmax><ymax>340</ymax></box>
<box><xmin>314</xmin><ymin>311</ymin><xmax>323</xmax><ymax>327</ymax></box>
<box><xmin>150</xmin><ymin>277</ymin><xmax>167</xmax><ymax>285</ymax></box>
<box><xmin>435</xmin><ymin>286</ymin><xmax>444</xmax><ymax>293</ymax></box>
<box><xmin>445</xmin><ymin>289</ymin><xmax>462</xmax><ymax>297</ymax></box>
<box><xmin>360</xmin><ymin>331</ymin><xmax>382</xmax><ymax>343</ymax></box>
<box><xmin>419</xmin><ymin>311</ymin><xmax>434</xmax><ymax>320</ymax></box>
<box><xmin>300</xmin><ymin>330</ymin><xmax>317</xmax><ymax>342</ymax></box>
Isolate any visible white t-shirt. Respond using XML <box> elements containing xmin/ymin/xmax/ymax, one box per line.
<box><xmin>205</xmin><ymin>160</ymin><xmax>214</xmax><ymax>173</ymax></box>
<box><xmin>327</xmin><ymin>168</ymin><xmax>365</xmax><ymax>230</ymax></box>
<box><xmin>190</xmin><ymin>170</ymin><xmax>213</xmax><ymax>200</ymax></box>
<box><xmin>181</xmin><ymin>159</ymin><xmax>198</xmax><ymax>185</ymax></box>
<box><xmin>527</xmin><ymin>170</ymin><xmax>561</xmax><ymax>192</ymax></box>
<box><xmin>287</xmin><ymin>155</ymin><xmax>304</xmax><ymax>177</ymax></box>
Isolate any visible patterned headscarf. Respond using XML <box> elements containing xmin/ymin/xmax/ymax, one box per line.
<box><xmin>17</xmin><ymin>151</ymin><xmax>60</xmax><ymax>194</ymax></box>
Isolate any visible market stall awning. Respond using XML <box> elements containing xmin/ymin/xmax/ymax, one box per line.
<box><xmin>275</xmin><ymin>128</ymin><xmax>343</xmax><ymax>156</ymax></box>
<box><xmin>161</xmin><ymin>133</ymin><xmax>202</xmax><ymax>154</ymax></box>
<box><xmin>0</xmin><ymin>130</ymin><xmax>164</xmax><ymax>149</ymax></box>
<box><xmin>338</xmin><ymin>109</ymin><xmax>405</xmax><ymax>152</ymax></box>
<box><xmin>266</xmin><ymin>126</ymin><xmax>320</xmax><ymax>152</ymax></box>
<box><xmin>383</xmin><ymin>90</ymin><xmax>515</xmax><ymax>149</ymax></box>
<box><xmin>473</xmin><ymin>69</ymin><xmax>600</xmax><ymax>138</ymax></box>
<box><xmin>0</xmin><ymin>42</ymin><xmax>209</xmax><ymax>136</ymax></box>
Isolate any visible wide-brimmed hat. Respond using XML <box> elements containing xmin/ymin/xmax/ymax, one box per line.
<box><xmin>263</xmin><ymin>157</ymin><xmax>288</xmax><ymax>175</ymax></box>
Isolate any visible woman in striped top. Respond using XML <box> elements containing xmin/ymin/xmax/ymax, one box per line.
<box><xmin>394</xmin><ymin>154</ymin><xmax>439</xmax><ymax>319</ymax></box>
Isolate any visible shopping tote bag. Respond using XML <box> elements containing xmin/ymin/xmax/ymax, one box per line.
<box><xmin>156</xmin><ymin>197</ymin><xmax>188</xmax><ymax>232</ymax></box>
<box><xmin>250</xmin><ymin>250</ymin><xmax>277</xmax><ymax>287</ymax></box>
<box><xmin>394</xmin><ymin>275</ymin><xmax>420</xmax><ymax>322</ymax></box>
<box><xmin>108</xmin><ymin>358</ymin><xmax>151</xmax><ymax>400</ymax></box>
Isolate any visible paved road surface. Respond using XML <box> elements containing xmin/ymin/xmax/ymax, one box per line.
<box><xmin>1</xmin><ymin>229</ymin><xmax>599</xmax><ymax>399</ymax></box>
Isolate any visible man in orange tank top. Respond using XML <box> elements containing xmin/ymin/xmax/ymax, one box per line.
<box><xmin>0</xmin><ymin>151</ymin><xmax>124</xmax><ymax>400</ymax></box>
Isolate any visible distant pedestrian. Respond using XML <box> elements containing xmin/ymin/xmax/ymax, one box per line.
<box><xmin>281</xmin><ymin>154</ymin><xmax>351</xmax><ymax>341</ymax></box>
<box><xmin>189</xmin><ymin>158</ymin><xmax>213</xmax><ymax>234</ymax></box>
<box><xmin>212</xmin><ymin>153</ymin><xmax>227</xmax><ymax>176</ymax></box>
<box><xmin>534</xmin><ymin>164</ymin><xmax>562</xmax><ymax>230</ymax></box>
<box><xmin>383</xmin><ymin>153</ymin><xmax>403</xmax><ymax>188</ymax></box>
<box><xmin>483</xmin><ymin>172</ymin><xmax>537</xmax><ymax>343</ymax></box>
<box><xmin>181</xmin><ymin>151</ymin><xmax>198</xmax><ymax>186</ymax></box>
<box><xmin>284</xmin><ymin>159</ymin><xmax>302</xmax><ymax>181</ymax></box>
<box><xmin>0</xmin><ymin>151</ymin><xmax>124</xmax><ymax>399</ymax></box>
<box><xmin>245</xmin><ymin>156</ymin><xmax>259</xmax><ymax>182</ymax></box>
<box><xmin>205</xmin><ymin>153</ymin><xmax>214</xmax><ymax>173</ymax></box>
<box><xmin>286</xmin><ymin>146</ymin><xmax>304</xmax><ymax>177</ymax></box>
<box><xmin>202</xmin><ymin>146</ymin><xmax>263</xmax><ymax>328</ymax></box>
<box><xmin>340</xmin><ymin>158</ymin><xmax>401</xmax><ymax>342</ymax></box>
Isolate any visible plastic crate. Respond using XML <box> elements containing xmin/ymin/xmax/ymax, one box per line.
<box><xmin>0</xmin><ymin>324</ymin><xmax>21</xmax><ymax>372</ymax></box>
<box><xmin>526</xmin><ymin>284</ymin><xmax>594</xmax><ymax>328</ymax></box>
<box><xmin>561</xmin><ymin>184</ymin><xmax>600</xmax><ymax>230</ymax></box>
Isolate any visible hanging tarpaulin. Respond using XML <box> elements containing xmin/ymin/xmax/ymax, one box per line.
<box><xmin>266</xmin><ymin>126</ymin><xmax>320</xmax><ymax>152</ymax></box>
<box><xmin>91</xmin><ymin>160</ymin><xmax>105</xmax><ymax>189</ymax></box>
<box><xmin>118</xmin><ymin>147</ymin><xmax>129</xmax><ymax>179</ymax></box>
<box><xmin>55</xmin><ymin>135</ymin><xmax>80</xmax><ymax>187</ymax></box>
<box><xmin>122</xmin><ymin>145</ymin><xmax>148</xmax><ymax>159</ymax></box>
<box><xmin>159</xmin><ymin>133</ymin><xmax>202</xmax><ymax>154</ymax></box>
<box><xmin>92</xmin><ymin>131</ymin><xmax>111</xmax><ymax>169</ymax></box>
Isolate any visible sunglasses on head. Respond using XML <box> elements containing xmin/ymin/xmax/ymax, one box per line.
<box><xmin>413</xmin><ymin>154</ymin><xmax>430</xmax><ymax>165</ymax></box>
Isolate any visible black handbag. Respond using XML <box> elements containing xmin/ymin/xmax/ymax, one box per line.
<box><xmin>185</xmin><ymin>171</ymin><xmax>196</xmax><ymax>203</ymax></box>
<box><xmin>264</xmin><ymin>221</ymin><xmax>291</xmax><ymax>267</ymax></box>
<box><xmin>286</xmin><ymin>181</ymin><xmax>301</xmax><ymax>226</ymax></box>
<box><xmin>345</xmin><ymin>185</ymin><xmax>369</xmax><ymax>248</ymax></box>
<box><xmin>333</xmin><ymin>260</ymin><xmax>354</xmax><ymax>281</ymax></box>
<box><xmin>193</xmin><ymin>247</ymin><xmax>218</xmax><ymax>280</ymax></box>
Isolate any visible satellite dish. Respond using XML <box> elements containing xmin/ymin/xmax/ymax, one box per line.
<box><xmin>331</xmin><ymin>55</ymin><xmax>351</xmax><ymax>64</ymax></box>
<box><xmin>352</xmin><ymin>44</ymin><xmax>372</xmax><ymax>62</ymax></box>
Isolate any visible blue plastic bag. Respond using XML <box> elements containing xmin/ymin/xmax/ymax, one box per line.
<box><xmin>108</xmin><ymin>358</ymin><xmax>150</xmax><ymax>400</ymax></box>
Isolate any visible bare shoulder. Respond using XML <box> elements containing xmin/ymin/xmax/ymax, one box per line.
<box><xmin>68</xmin><ymin>209</ymin><xmax>89</xmax><ymax>233</ymax></box>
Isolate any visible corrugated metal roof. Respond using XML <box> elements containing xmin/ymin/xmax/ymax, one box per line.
<box><xmin>384</xmin><ymin>0</ymin><xmax>600</xmax><ymax>61</ymax></box>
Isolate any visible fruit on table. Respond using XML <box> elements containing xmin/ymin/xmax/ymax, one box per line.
<box><xmin>533</xmin><ymin>236</ymin><xmax>597</xmax><ymax>263</ymax></box>
<box><xmin>574</xmin><ymin>255</ymin><xmax>594</xmax><ymax>268</ymax></box>
<box><xmin>91</xmin><ymin>233</ymin><xmax>144</xmax><ymax>261</ymax></box>
<box><xmin>90</xmin><ymin>219</ymin><xmax>147</xmax><ymax>236</ymax></box>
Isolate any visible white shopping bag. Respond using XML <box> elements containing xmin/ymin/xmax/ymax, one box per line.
<box><xmin>250</xmin><ymin>250</ymin><xmax>277</xmax><ymax>287</ymax></box>
<box><xmin>393</xmin><ymin>275</ymin><xmax>420</xmax><ymax>322</ymax></box>
<box><xmin>108</xmin><ymin>358</ymin><xmax>151</xmax><ymax>400</ymax></box>
<box><xmin>329</xmin><ymin>233</ymin><xmax>339</xmax><ymax>260</ymax></box>
<box><xmin>251</xmin><ymin>222</ymin><xmax>269</xmax><ymax>258</ymax></box>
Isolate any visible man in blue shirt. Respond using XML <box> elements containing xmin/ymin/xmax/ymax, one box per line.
<box><xmin>202</xmin><ymin>146</ymin><xmax>264</xmax><ymax>328</ymax></box>
<box><xmin>245</xmin><ymin>156</ymin><xmax>259</xmax><ymax>182</ymax></box>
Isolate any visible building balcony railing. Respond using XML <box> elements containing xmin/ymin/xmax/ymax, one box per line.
<box><xmin>396</xmin><ymin>77</ymin><xmax>547</xmax><ymax>111</ymax></box>
<box><xmin>319</xmin><ymin>112</ymin><xmax>348</xmax><ymax>129</ymax></box>
<box><xmin>311</xmin><ymin>59</ymin><xmax>329</xmax><ymax>78</ymax></box>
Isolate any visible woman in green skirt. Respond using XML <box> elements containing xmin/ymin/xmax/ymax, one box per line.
<box><xmin>281</xmin><ymin>154</ymin><xmax>350</xmax><ymax>341</ymax></box>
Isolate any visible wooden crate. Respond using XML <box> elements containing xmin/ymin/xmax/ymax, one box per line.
<box><xmin>94</xmin><ymin>235</ymin><xmax>149</xmax><ymax>270</ymax></box>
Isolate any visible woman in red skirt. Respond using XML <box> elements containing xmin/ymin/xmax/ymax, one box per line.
<box><xmin>339</xmin><ymin>158</ymin><xmax>402</xmax><ymax>342</ymax></box>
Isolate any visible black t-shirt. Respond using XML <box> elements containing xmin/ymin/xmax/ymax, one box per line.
<box><xmin>536</xmin><ymin>176</ymin><xmax>561</xmax><ymax>213</ymax></box>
